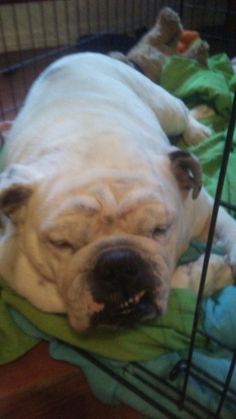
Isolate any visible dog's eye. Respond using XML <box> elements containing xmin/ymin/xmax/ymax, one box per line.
<box><xmin>152</xmin><ymin>226</ymin><xmax>168</xmax><ymax>237</ymax></box>
<box><xmin>49</xmin><ymin>239</ymin><xmax>74</xmax><ymax>252</ymax></box>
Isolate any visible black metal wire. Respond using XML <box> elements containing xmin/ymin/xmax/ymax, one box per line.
<box><xmin>63</xmin><ymin>0</ymin><xmax>71</xmax><ymax>47</ymax></box>
<box><xmin>220</xmin><ymin>200</ymin><xmax>236</xmax><ymax>212</ymax></box>
<box><xmin>134</xmin><ymin>362</ymin><xmax>216</xmax><ymax>418</ymax></box>
<box><xmin>96</xmin><ymin>0</ymin><xmax>101</xmax><ymax>33</ymax></box>
<box><xmin>180</xmin><ymin>91</ymin><xmax>236</xmax><ymax>408</ymax></box>
<box><xmin>0</xmin><ymin>8</ymin><xmax>17</xmax><ymax>111</ymax></box>
<box><xmin>198</xmin><ymin>328</ymin><xmax>236</xmax><ymax>353</ymax></box>
<box><xmin>171</xmin><ymin>359</ymin><xmax>236</xmax><ymax>403</ymax></box>
<box><xmin>179</xmin><ymin>0</ymin><xmax>184</xmax><ymax>18</ymax></box>
<box><xmin>76</xmin><ymin>348</ymin><xmax>180</xmax><ymax>419</ymax></box>
<box><xmin>38</xmin><ymin>0</ymin><xmax>48</xmax><ymax>50</ymax></box>
<box><xmin>25</xmin><ymin>1</ymin><xmax>38</xmax><ymax>78</ymax></box>
<box><xmin>11</xmin><ymin>2</ymin><xmax>28</xmax><ymax>93</ymax></box>
<box><xmin>215</xmin><ymin>351</ymin><xmax>236</xmax><ymax>417</ymax></box>
<box><xmin>51</xmin><ymin>0</ymin><xmax>60</xmax><ymax>51</ymax></box>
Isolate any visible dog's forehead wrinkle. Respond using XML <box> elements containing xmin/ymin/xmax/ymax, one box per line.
<box><xmin>89</xmin><ymin>183</ymin><xmax>118</xmax><ymax>214</ymax></box>
<box><xmin>118</xmin><ymin>188</ymin><xmax>168</xmax><ymax>215</ymax></box>
<box><xmin>87</xmin><ymin>182</ymin><xmax>171</xmax><ymax>225</ymax></box>
<box><xmin>39</xmin><ymin>193</ymin><xmax>101</xmax><ymax>218</ymax></box>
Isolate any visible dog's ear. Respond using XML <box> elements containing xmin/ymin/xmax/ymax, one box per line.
<box><xmin>169</xmin><ymin>150</ymin><xmax>202</xmax><ymax>199</ymax></box>
<box><xmin>0</xmin><ymin>164</ymin><xmax>37</xmax><ymax>223</ymax></box>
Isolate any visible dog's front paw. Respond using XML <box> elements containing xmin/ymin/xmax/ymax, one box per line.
<box><xmin>190</xmin><ymin>105</ymin><xmax>215</xmax><ymax>120</ymax></box>
<box><xmin>192</xmin><ymin>254</ymin><xmax>233</xmax><ymax>296</ymax></box>
<box><xmin>172</xmin><ymin>254</ymin><xmax>233</xmax><ymax>296</ymax></box>
<box><xmin>183</xmin><ymin>115</ymin><xmax>212</xmax><ymax>145</ymax></box>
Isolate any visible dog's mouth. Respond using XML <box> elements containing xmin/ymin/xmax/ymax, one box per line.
<box><xmin>87</xmin><ymin>246</ymin><xmax>165</xmax><ymax>329</ymax></box>
<box><xmin>118</xmin><ymin>289</ymin><xmax>146</xmax><ymax>311</ymax></box>
<box><xmin>91</xmin><ymin>289</ymin><xmax>159</xmax><ymax>329</ymax></box>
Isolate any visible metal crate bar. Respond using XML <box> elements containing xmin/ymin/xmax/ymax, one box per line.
<box><xmin>76</xmin><ymin>348</ymin><xmax>180</xmax><ymax>419</ymax></box>
<box><xmin>216</xmin><ymin>351</ymin><xmax>236</xmax><ymax>417</ymax></box>
<box><xmin>134</xmin><ymin>362</ymin><xmax>216</xmax><ymax>418</ymax></box>
<box><xmin>170</xmin><ymin>359</ymin><xmax>236</xmax><ymax>407</ymax></box>
<box><xmin>180</xmin><ymin>91</ymin><xmax>236</xmax><ymax>413</ymax></box>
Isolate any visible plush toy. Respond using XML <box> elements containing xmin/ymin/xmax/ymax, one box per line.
<box><xmin>111</xmin><ymin>7</ymin><xmax>209</xmax><ymax>82</ymax></box>
<box><xmin>178</xmin><ymin>30</ymin><xmax>200</xmax><ymax>53</ymax></box>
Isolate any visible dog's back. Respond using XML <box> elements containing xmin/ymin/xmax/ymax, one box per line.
<box><xmin>2</xmin><ymin>53</ymin><xmax>170</xmax><ymax>172</ymax></box>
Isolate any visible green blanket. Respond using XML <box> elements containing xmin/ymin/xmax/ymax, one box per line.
<box><xmin>0</xmin><ymin>274</ymin><xmax>206</xmax><ymax>363</ymax></box>
<box><xmin>1</xmin><ymin>53</ymin><xmax>236</xmax><ymax>367</ymax></box>
<box><xmin>161</xmin><ymin>53</ymin><xmax>236</xmax><ymax>202</ymax></box>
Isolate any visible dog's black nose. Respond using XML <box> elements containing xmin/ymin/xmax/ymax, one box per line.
<box><xmin>93</xmin><ymin>248</ymin><xmax>147</xmax><ymax>297</ymax></box>
<box><xmin>91</xmin><ymin>247</ymin><xmax>158</xmax><ymax>328</ymax></box>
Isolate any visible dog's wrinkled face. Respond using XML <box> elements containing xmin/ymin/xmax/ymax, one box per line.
<box><xmin>3</xmin><ymin>171</ymin><xmax>180</xmax><ymax>332</ymax></box>
<box><xmin>31</xmin><ymin>172</ymin><xmax>179</xmax><ymax>332</ymax></box>
<box><xmin>0</xmin><ymin>150</ymin><xmax>200</xmax><ymax>332</ymax></box>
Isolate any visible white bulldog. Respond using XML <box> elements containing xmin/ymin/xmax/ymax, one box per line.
<box><xmin>0</xmin><ymin>53</ymin><xmax>235</xmax><ymax>332</ymax></box>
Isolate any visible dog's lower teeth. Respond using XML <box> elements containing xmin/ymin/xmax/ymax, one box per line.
<box><xmin>119</xmin><ymin>291</ymin><xmax>146</xmax><ymax>310</ymax></box>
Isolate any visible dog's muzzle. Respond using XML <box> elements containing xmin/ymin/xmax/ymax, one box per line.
<box><xmin>90</xmin><ymin>247</ymin><xmax>159</xmax><ymax>328</ymax></box>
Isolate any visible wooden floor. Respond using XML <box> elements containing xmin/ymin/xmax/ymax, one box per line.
<box><xmin>0</xmin><ymin>53</ymin><xmax>142</xmax><ymax>419</ymax></box>
<box><xmin>0</xmin><ymin>342</ymin><xmax>142</xmax><ymax>419</ymax></box>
